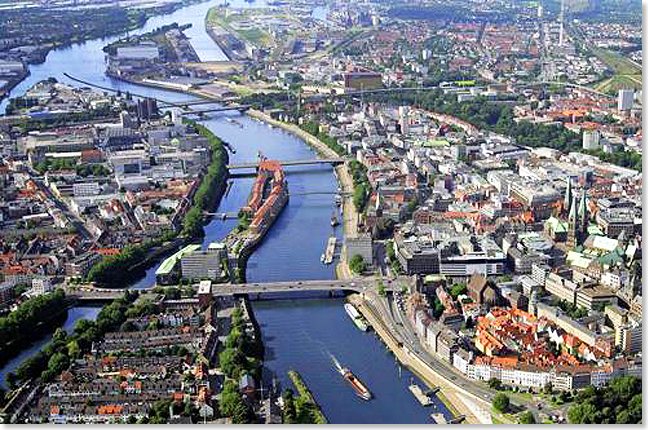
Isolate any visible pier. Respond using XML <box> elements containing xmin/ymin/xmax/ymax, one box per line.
<box><xmin>409</xmin><ymin>383</ymin><xmax>432</xmax><ymax>406</ymax></box>
<box><xmin>323</xmin><ymin>236</ymin><xmax>336</xmax><ymax>264</ymax></box>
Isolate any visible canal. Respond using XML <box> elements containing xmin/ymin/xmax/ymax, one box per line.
<box><xmin>0</xmin><ymin>306</ymin><xmax>102</xmax><ymax>390</ymax></box>
<box><xmin>0</xmin><ymin>0</ymin><xmax>450</xmax><ymax>423</ymax></box>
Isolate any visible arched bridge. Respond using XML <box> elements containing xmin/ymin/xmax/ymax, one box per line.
<box><xmin>181</xmin><ymin>105</ymin><xmax>251</xmax><ymax>115</ymax></box>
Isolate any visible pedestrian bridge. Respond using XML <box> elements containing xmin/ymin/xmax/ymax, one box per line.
<box><xmin>227</xmin><ymin>158</ymin><xmax>345</xmax><ymax>170</ymax></box>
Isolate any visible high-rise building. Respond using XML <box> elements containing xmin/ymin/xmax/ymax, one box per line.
<box><xmin>399</xmin><ymin>105</ymin><xmax>410</xmax><ymax>135</ymax></box>
<box><xmin>618</xmin><ymin>89</ymin><xmax>634</xmax><ymax>111</ymax></box>
<box><xmin>582</xmin><ymin>130</ymin><xmax>600</xmax><ymax>150</ymax></box>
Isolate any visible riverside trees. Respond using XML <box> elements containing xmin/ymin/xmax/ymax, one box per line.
<box><xmin>568</xmin><ymin>376</ymin><xmax>642</xmax><ymax>424</ymax></box>
<box><xmin>0</xmin><ymin>289</ymin><xmax>67</xmax><ymax>363</ymax></box>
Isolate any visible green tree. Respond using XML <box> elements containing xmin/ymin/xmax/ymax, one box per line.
<box><xmin>66</xmin><ymin>340</ymin><xmax>80</xmax><ymax>359</ymax></box>
<box><xmin>487</xmin><ymin>377</ymin><xmax>502</xmax><ymax>391</ymax></box>
<box><xmin>492</xmin><ymin>393</ymin><xmax>510</xmax><ymax>413</ymax></box>
<box><xmin>519</xmin><ymin>411</ymin><xmax>536</xmax><ymax>424</ymax></box>
<box><xmin>47</xmin><ymin>352</ymin><xmax>70</xmax><ymax>374</ymax></box>
<box><xmin>349</xmin><ymin>254</ymin><xmax>367</xmax><ymax>274</ymax></box>
<box><xmin>450</xmin><ymin>283</ymin><xmax>467</xmax><ymax>299</ymax></box>
<box><xmin>282</xmin><ymin>388</ymin><xmax>297</xmax><ymax>423</ymax></box>
<box><xmin>219</xmin><ymin>348</ymin><xmax>247</xmax><ymax>379</ymax></box>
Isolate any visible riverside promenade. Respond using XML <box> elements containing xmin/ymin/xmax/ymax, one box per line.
<box><xmin>348</xmin><ymin>293</ymin><xmax>495</xmax><ymax>425</ymax></box>
<box><xmin>245</xmin><ymin>109</ymin><xmax>360</xmax><ymax>276</ymax></box>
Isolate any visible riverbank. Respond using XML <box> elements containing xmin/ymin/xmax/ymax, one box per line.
<box><xmin>347</xmin><ymin>293</ymin><xmax>491</xmax><ymax>424</ymax></box>
<box><xmin>0</xmin><ymin>0</ymin><xmax>213</xmax><ymax>106</ymax></box>
<box><xmin>287</xmin><ymin>370</ymin><xmax>328</xmax><ymax>424</ymax></box>
<box><xmin>244</xmin><ymin>109</ymin><xmax>358</xmax><ymax>280</ymax></box>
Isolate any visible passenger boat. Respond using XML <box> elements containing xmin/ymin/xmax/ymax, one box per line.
<box><xmin>339</xmin><ymin>366</ymin><xmax>372</xmax><ymax>401</ymax></box>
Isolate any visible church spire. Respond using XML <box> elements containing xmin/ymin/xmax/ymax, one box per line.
<box><xmin>579</xmin><ymin>189</ymin><xmax>588</xmax><ymax>231</ymax></box>
<box><xmin>564</xmin><ymin>179</ymin><xmax>572</xmax><ymax>214</ymax></box>
<box><xmin>567</xmin><ymin>194</ymin><xmax>580</xmax><ymax>248</ymax></box>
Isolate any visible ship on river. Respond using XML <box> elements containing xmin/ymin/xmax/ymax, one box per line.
<box><xmin>340</xmin><ymin>366</ymin><xmax>372</xmax><ymax>401</ymax></box>
<box><xmin>344</xmin><ymin>303</ymin><xmax>369</xmax><ymax>331</ymax></box>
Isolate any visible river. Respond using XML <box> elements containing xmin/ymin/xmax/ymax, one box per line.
<box><xmin>0</xmin><ymin>0</ymin><xmax>448</xmax><ymax>423</ymax></box>
<box><xmin>0</xmin><ymin>306</ymin><xmax>102</xmax><ymax>390</ymax></box>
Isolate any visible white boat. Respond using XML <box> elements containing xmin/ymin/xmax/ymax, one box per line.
<box><xmin>344</xmin><ymin>303</ymin><xmax>369</xmax><ymax>331</ymax></box>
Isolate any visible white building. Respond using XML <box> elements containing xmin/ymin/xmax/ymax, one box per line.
<box><xmin>73</xmin><ymin>182</ymin><xmax>100</xmax><ymax>197</ymax></box>
<box><xmin>31</xmin><ymin>278</ymin><xmax>53</xmax><ymax>295</ymax></box>
<box><xmin>618</xmin><ymin>89</ymin><xmax>634</xmax><ymax>111</ymax></box>
<box><xmin>582</xmin><ymin>130</ymin><xmax>600</xmax><ymax>150</ymax></box>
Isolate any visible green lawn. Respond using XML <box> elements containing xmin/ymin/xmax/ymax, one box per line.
<box><xmin>593</xmin><ymin>47</ymin><xmax>641</xmax><ymax>75</ymax></box>
<box><xmin>594</xmin><ymin>74</ymin><xmax>642</xmax><ymax>94</ymax></box>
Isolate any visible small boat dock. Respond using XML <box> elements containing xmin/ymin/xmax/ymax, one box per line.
<box><xmin>323</xmin><ymin>236</ymin><xmax>336</xmax><ymax>264</ymax></box>
<box><xmin>431</xmin><ymin>413</ymin><xmax>447</xmax><ymax>424</ymax></box>
<box><xmin>408</xmin><ymin>383</ymin><xmax>432</xmax><ymax>406</ymax></box>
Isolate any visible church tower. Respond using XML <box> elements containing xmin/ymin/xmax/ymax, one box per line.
<box><xmin>563</xmin><ymin>179</ymin><xmax>572</xmax><ymax>216</ymax></box>
<box><xmin>566</xmin><ymin>194</ymin><xmax>580</xmax><ymax>248</ymax></box>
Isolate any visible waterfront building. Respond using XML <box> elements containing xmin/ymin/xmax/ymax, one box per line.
<box><xmin>345</xmin><ymin>233</ymin><xmax>373</xmax><ymax>266</ymax></box>
<box><xmin>155</xmin><ymin>244</ymin><xmax>201</xmax><ymax>285</ymax></box>
<box><xmin>31</xmin><ymin>278</ymin><xmax>53</xmax><ymax>295</ymax></box>
<box><xmin>116</xmin><ymin>44</ymin><xmax>160</xmax><ymax>60</ymax></box>
<box><xmin>180</xmin><ymin>244</ymin><xmax>227</xmax><ymax>281</ymax></box>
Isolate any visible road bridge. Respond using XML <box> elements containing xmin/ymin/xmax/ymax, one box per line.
<box><xmin>227</xmin><ymin>158</ymin><xmax>345</xmax><ymax>170</ymax></box>
<box><xmin>181</xmin><ymin>105</ymin><xmax>251</xmax><ymax>115</ymax></box>
<box><xmin>211</xmin><ymin>277</ymin><xmax>406</xmax><ymax>296</ymax></box>
<box><xmin>68</xmin><ymin>276</ymin><xmax>415</xmax><ymax>301</ymax></box>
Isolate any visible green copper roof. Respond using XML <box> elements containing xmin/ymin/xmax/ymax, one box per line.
<box><xmin>155</xmin><ymin>244</ymin><xmax>201</xmax><ymax>276</ymax></box>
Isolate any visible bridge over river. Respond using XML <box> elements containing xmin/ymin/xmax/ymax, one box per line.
<box><xmin>70</xmin><ymin>276</ymin><xmax>414</xmax><ymax>302</ymax></box>
<box><xmin>227</xmin><ymin>158</ymin><xmax>345</xmax><ymax>170</ymax></box>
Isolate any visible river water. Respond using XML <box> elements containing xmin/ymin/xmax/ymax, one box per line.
<box><xmin>0</xmin><ymin>0</ymin><xmax>449</xmax><ymax>423</ymax></box>
<box><xmin>0</xmin><ymin>306</ymin><xmax>102</xmax><ymax>389</ymax></box>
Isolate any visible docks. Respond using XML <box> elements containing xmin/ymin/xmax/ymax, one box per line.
<box><xmin>323</xmin><ymin>236</ymin><xmax>336</xmax><ymax>264</ymax></box>
<box><xmin>409</xmin><ymin>384</ymin><xmax>432</xmax><ymax>406</ymax></box>
<box><xmin>431</xmin><ymin>413</ymin><xmax>447</xmax><ymax>424</ymax></box>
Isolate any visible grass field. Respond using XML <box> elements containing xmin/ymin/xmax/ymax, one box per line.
<box><xmin>594</xmin><ymin>74</ymin><xmax>642</xmax><ymax>94</ymax></box>
<box><xmin>590</xmin><ymin>47</ymin><xmax>642</xmax><ymax>95</ymax></box>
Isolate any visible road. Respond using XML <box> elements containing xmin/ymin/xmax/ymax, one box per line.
<box><xmin>32</xmin><ymin>177</ymin><xmax>93</xmax><ymax>241</ymax></box>
<box><xmin>360</xmin><ymin>290</ymin><xmax>561</xmax><ymax>422</ymax></box>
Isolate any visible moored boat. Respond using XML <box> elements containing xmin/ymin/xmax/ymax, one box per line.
<box><xmin>344</xmin><ymin>303</ymin><xmax>369</xmax><ymax>331</ymax></box>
